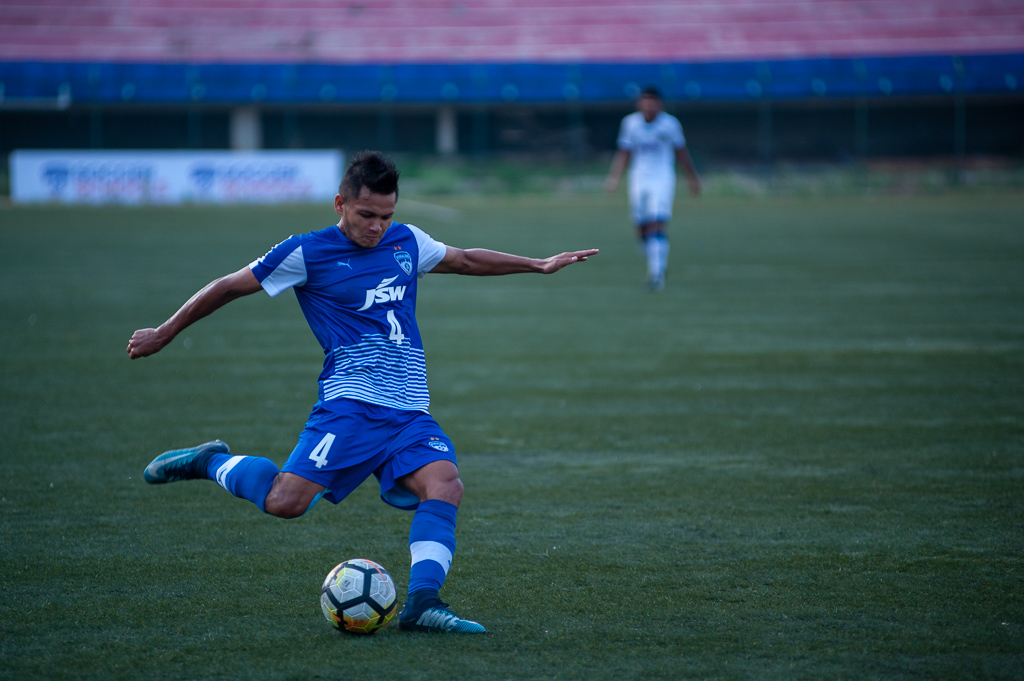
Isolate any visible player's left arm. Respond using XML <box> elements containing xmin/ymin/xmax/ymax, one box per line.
<box><xmin>430</xmin><ymin>246</ymin><xmax>599</xmax><ymax>276</ymax></box>
<box><xmin>676</xmin><ymin>146</ymin><xmax>702</xmax><ymax>197</ymax></box>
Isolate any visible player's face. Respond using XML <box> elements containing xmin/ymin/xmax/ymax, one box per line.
<box><xmin>638</xmin><ymin>94</ymin><xmax>662</xmax><ymax>122</ymax></box>
<box><xmin>335</xmin><ymin>187</ymin><xmax>397</xmax><ymax>248</ymax></box>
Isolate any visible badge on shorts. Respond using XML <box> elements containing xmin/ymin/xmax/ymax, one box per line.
<box><xmin>427</xmin><ymin>437</ymin><xmax>450</xmax><ymax>452</ymax></box>
<box><xmin>394</xmin><ymin>251</ymin><xmax>413</xmax><ymax>275</ymax></box>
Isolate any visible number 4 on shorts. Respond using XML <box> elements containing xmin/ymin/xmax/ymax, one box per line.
<box><xmin>309</xmin><ymin>433</ymin><xmax>336</xmax><ymax>469</ymax></box>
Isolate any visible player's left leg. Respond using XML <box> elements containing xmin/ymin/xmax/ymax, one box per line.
<box><xmin>395</xmin><ymin>461</ymin><xmax>485</xmax><ymax>633</ymax></box>
<box><xmin>632</xmin><ymin>178</ymin><xmax>673</xmax><ymax>290</ymax></box>
<box><xmin>378</xmin><ymin>417</ymin><xmax>485</xmax><ymax>634</ymax></box>
<box><xmin>642</xmin><ymin>175</ymin><xmax>676</xmax><ymax>290</ymax></box>
<box><xmin>401</xmin><ymin>460</ymin><xmax>461</xmax><ymax>596</ymax></box>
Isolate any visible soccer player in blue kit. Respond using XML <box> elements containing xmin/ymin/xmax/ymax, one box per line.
<box><xmin>127</xmin><ymin>151</ymin><xmax>598</xmax><ymax>634</ymax></box>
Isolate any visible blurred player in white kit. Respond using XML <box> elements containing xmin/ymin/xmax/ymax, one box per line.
<box><xmin>606</xmin><ymin>86</ymin><xmax>701</xmax><ymax>290</ymax></box>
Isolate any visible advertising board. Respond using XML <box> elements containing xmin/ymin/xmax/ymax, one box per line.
<box><xmin>10</xmin><ymin>150</ymin><xmax>343</xmax><ymax>204</ymax></box>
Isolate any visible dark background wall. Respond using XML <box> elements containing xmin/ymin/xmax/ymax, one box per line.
<box><xmin>3</xmin><ymin>96</ymin><xmax>1021</xmax><ymax>165</ymax></box>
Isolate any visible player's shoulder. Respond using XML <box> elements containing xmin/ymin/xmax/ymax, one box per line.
<box><xmin>656</xmin><ymin>111</ymin><xmax>682</xmax><ymax>126</ymax></box>
<box><xmin>272</xmin><ymin>225</ymin><xmax>336</xmax><ymax>248</ymax></box>
<box><xmin>387</xmin><ymin>221</ymin><xmax>440</xmax><ymax>243</ymax></box>
<box><xmin>399</xmin><ymin>222</ymin><xmax>431</xmax><ymax>239</ymax></box>
<box><xmin>263</xmin><ymin>225</ymin><xmax>352</xmax><ymax>264</ymax></box>
<box><xmin>304</xmin><ymin>224</ymin><xmax>346</xmax><ymax>241</ymax></box>
<box><xmin>381</xmin><ymin>221</ymin><xmax>415</xmax><ymax>242</ymax></box>
<box><xmin>379</xmin><ymin>222</ymin><xmax>433</xmax><ymax>254</ymax></box>
<box><xmin>623</xmin><ymin>111</ymin><xmax>645</xmax><ymax>126</ymax></box>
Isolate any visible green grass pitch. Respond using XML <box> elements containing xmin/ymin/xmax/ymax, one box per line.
<box><xmin>1</xmin><ymin>191</ymin><xmax>1022</xmax><ymax>679</ymax></box>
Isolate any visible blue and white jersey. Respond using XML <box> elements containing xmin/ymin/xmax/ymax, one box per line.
<box><xmin>617</xmin><ymin>111</ymin><xmax>686</xmax><ymax>181</ymax></box>
<box><xmin>250</xmin><ymin>223</ymin><xmax>447</xmax><ymax>413</ymax></box>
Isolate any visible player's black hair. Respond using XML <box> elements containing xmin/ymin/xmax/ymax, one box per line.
<box><xmin>640</xmin><ymin>85</ymin><xmax>663</xmax><ymax>100</ymax></box>
<box><xmin>339</xmin><ymin>150</ymin><xmax>400</xmax><ymax>201</ymax></box>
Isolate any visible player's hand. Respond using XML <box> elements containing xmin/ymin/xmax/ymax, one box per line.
<box><xmin>604</xmin><ymin>177</ymin><xmax>619</xmax><ymax>193</ymax></box>
<box><xmin>538</xmin><ymin>249</ymin><xmax>599</xmax><ymax>274</ymax></box>
<box><xmin>127</xmin><ymin>327</ymin><xmax>170</xmax><ymax>359</ymax></box>
<box><xmin>688</xmin><ymin>176</ymin><xmax>702</xmax><ymax>197</ymax></box>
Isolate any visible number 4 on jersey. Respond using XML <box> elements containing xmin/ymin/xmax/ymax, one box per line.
<box><xmin>387</xmin><ymin>310</ymin><xmax>405</xmax><ymax>344</ymax></box>
<box><xmin>308</xmin><ymin>433</ymin><xmax>336</xmax><ymax>469</ymax></box>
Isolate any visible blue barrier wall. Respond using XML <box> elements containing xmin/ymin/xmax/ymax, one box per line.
<box><xmin>2</xmin><ymin>54</ymin><xmax>1022</xmax><ymax>106</ymax></box>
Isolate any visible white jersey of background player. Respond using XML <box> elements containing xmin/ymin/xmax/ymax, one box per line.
<box><xmin>606</xmin><ymin>86</ymin><xmax>701</xmax><ymax>290</ymax></box>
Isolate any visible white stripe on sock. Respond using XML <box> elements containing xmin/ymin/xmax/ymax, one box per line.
<box><xmin>215</xmin><ymin>455</ymin><xmax>245</xmax><ymax>489</ymax></box>
<box><xmin>410</xmin><ymin>540</ymin><xmax>453</xmax><ymax>575</ymax></box>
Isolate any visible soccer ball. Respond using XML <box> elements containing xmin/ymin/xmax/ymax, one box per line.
<box><xmin>320</xmin><ymin>559</ymin><xmax>398</xmax><ymax>635</ymax></box>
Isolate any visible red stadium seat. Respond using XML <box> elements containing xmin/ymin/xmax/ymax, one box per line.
<box><xmin>1</xmin><ymin>0</ymin><xmax>1022</xmax><ymax>63</ymax></box>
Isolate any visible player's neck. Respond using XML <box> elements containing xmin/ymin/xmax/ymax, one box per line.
<box><xmin>336</xmin><ymin>220</ymin><xmax>356</xmax><ymax>245</ymax></box>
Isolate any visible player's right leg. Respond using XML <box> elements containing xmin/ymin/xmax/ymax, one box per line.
<box><xmin>143</xmin><ymin>440</ymin><xmax>282</xmax><ymax>513</ymax></box>
<box><xmin>144</xmin><ymin>400</ymin><xmax>389</xmax><ymax>519</ymax></box>
<box><xmin>630</xmin><ymin>182</ymin><xmax>666</xmax><ymax>289</ymax></box>
<box><xmin>143</xmin><ymin>440</ymin><xmax>230</xmax><ymax>484</ymax></box>
<box><xmin>262</xmin><ymin>473</ymin><xmax>327</xmax><ymax>518</ymax></box>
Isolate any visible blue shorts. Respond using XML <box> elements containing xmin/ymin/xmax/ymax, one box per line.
<box><xmin>280</xmin><ymin>398</ymin><xmax>457</xmax><ymax>511</ymax></box>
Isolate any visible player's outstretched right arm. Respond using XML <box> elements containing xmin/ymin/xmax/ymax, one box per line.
<box><xmin>127</xmin><ymin>266</ymin><xmax>263</xmax><ymax>359</ymax></box>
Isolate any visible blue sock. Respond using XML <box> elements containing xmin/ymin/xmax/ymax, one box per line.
<box><xmin>205</xmin><ymin>453</ymin><xmax>278</xmax><ymax>513</ymax></box>
<box><xmin>408</xmin><ymin>499</ymin><xmax>458</xmax><ymax>596</ymax></box>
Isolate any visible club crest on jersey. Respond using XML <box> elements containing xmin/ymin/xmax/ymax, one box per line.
<box><xmin>394</xmin><ymin>250</ymin><xmax>413</xmax><ymax>275</ymax></box>
<box><xmin>357</xmin><ymin>275</ymin><xmax>407</xmax><ymax>311</ymax></box>
<box><xmin>427</xmin><ymin>437</ymin><xmax>450</xmax><ymax>452</ymax></box>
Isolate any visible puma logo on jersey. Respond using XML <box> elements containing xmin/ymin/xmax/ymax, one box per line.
<box><xmin>357</xmin><ymin>275</ymin><xmax>407</xmax><ymax>311</ymax></box>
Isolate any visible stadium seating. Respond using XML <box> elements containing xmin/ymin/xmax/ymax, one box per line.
<box><xmin>0</xmin><ymin>1</ymin><xmax>1021</xmax><ymax>106</ymax></box>
<box><xmin>2</xmin><ymin>0</ymin><xmax>1023</xmax><ymax>63</ymax></box>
